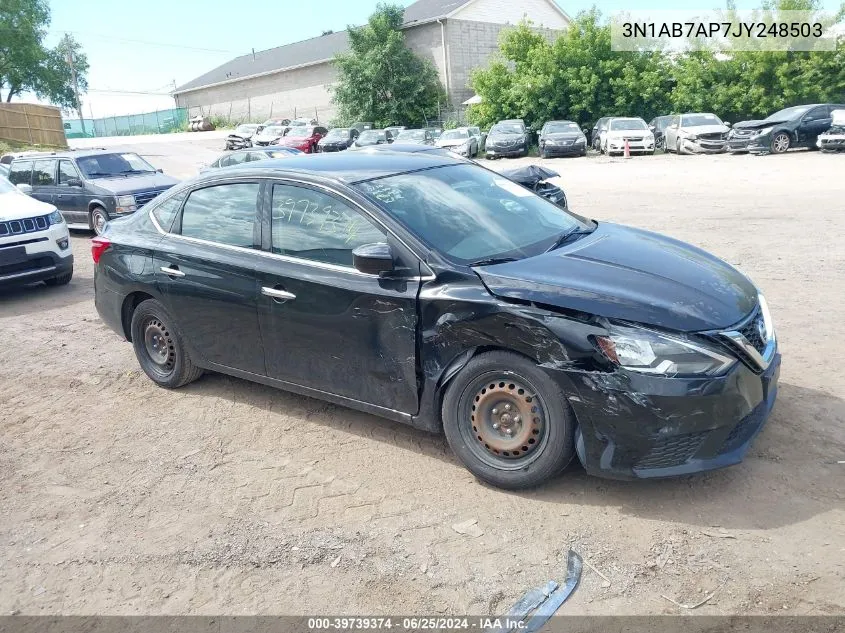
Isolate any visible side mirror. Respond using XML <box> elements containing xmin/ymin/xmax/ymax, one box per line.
<box><xmin>724</xmin><ymin>121</ymin><xmax>732</xmax><ymax>127</ymax></box>
<box><xmin>16</xmin><ymin>183</ymin><xmax>33</xmax><ymax>194</ymax></box>
<box><xmin>352</xmin><ymin>243</ymin><xmax>394</xmax><ymax>275</ymax></box>
<box><xmin>66</xmin><ymin>178</ymin><xmax>83</xmax><ymax>187</ymax></box>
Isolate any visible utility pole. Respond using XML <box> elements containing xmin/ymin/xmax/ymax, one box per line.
<box><xmin>65</xmin><ymin>34</ymin><xmax>86</xmax><ymax>136</ymax></box>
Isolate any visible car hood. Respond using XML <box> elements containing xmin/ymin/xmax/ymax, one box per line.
<box><xmin>733</xmin><ymin>119</ymin><xmax>789</xmax><ymax>130</ymax></box>
<box><xmin>0</xmin><ymin>190</ymin><xmax>56</xmax><ymax>221</ymax></box>
<box><xmin>543</xmin><ymin>132</ymin><xmax>582</xmax><ymax>140</ymax></box>
<box><xmin>228</xmin><ymin>132</ymin><xmax>254</xmax><ymax>139</ymax></box>
<box><xmin>606</xmin><ymin>129</ymin><xmax>650</xmax><ymax>137</ymax></box>
<box><xmin>435</xmin><ymin>138</ymin><xmax>469</xmax><ymax>148</ymax></box>
<box><xmin>474</xmin><ymin>222</ymin><xmax>757</xmax><ymax>332</ymax></box>
<box><xmin>680</xmin><ymin>124</ymin><xmax>729</xmax><ymax>135</ymax></box>
<box><xmin>279</xmin><ymin>136</ymin><xmax>311</xmax><ymax>146</ymax></box>
<box><xmin>488</xmin><ymin>133</ymin><xmax>525</xmax><ymax>142</ymax></box>
<box><xmin>87</xmin><ymin>173</ymin><xmax>180</xmax><ymax>195</ymax></box>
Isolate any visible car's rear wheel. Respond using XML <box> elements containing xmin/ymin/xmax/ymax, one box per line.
<box><xmin>442</xmin><ymin>351</ymin><xmax>576</xmax><ymax>489</ymax></box>
<box><xmin>130</xmin><ymin>299</ymin><xmax>203</xmax><ymax>389</ymax></box>
<box><xmin>771</xmin><ymin>132</ymin><xmax>791</xmax><ymax>154</ymax></box>
<box><xmin>90</xmin><ymin>206</ymin><xmax>108</xmax><ymax>235</ymax></box>
<box><xmin>44</xmin><ymin>267</ymin><xmax>73</xmax><ymax>286</ymax></box>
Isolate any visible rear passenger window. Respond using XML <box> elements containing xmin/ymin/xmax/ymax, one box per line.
<box><xmin>151</xmin><ymin>192</ymin><xmax>186</xmax><ymax>233</ymax></box>
<box><xmin>32</xmin><ymin>159</ymin><xmax>56</xmax><ymax>186</ymax></box>
<box><xmin>180</xmin><ymin>183</ymin><xmax>259</xmax><ymax>248</ymax></box>
<box><xmin>8</xmin><ymin>161</ymin><xmax>33</xmax><ymax>185</ymax></box>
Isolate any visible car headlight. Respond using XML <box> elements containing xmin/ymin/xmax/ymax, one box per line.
<box><xmin>115</xmin><ymin>194</ymin><xmax>137</xmax><ymax>214</ymax></box>
<box><xmin>645</xmin><ymin>133</ymin><xmax>655</xmax><ymax>141</ymax></box>
<box><xmin>595</xmin><ymin>323</ymin><xmax>737</xmax><ymax>376</ymax></box>
<box><xmin>576</xmin><ymin>136</ymin><xmax>586</xmax><ymax>144</ymax></box>
<box><xmin>47</xmin><ymin>209</ymin><xmax>64</xmax><ymax>225</ymax></box>
<box><xmin>683</xmin><ymin>133</ymin><xmax>697</xmax><ymax>140</ymax></box>
<box><xmin>756</xmin><ymin>127</ymin><xmax>773</xmax><ymax>136</ymax></box>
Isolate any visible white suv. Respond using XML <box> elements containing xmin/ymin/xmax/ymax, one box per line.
<box><xmin>0</xmin><ymin>175</ymin><xmax>73</xmax><ymax>287</ymax></box>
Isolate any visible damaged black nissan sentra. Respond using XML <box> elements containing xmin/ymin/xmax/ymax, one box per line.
<box><xmin>93</xmin><ymin>151</ymin><xmax>779</xmax><ymax>489</ymax></box>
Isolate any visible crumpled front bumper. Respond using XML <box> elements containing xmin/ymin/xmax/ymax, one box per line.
<box><xmin>680</xmin><ymin>138</ymin><xmax>727</xmax><ymax>153</ymax></box>
<box><xmin>547</xmin><ymin>351</ymin><xmax>780</xmax><ymax>480</ymax></box>
<box><xmin>818</xmin><ymin>133</ymin><xmax>845</xmax><ymax>150</ymax></box>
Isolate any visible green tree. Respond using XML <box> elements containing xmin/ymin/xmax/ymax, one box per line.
<box><xmin>0</xmin><ymin>0</ymin><xmax>88</xmax><ymax>109</ymax></box>
<box><xmin>331</xmin><ymin>3</ymin><xmax>445</xmax><ymax>127</ymax></box>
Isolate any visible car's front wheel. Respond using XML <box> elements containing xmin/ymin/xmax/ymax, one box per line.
<box><xmin>130</xmin><ymin>299</ymin><xmax>203</xmax><ymax>389</ymax></box>
<box><xmin>442</xmin><ymin>350</ymin><xmax>576</xmax><ymax>489</ymax></box>
<box><xmin>771</xmin><ymin>132</ymin><xmax>791</xmax><ymax>154</ymax></box>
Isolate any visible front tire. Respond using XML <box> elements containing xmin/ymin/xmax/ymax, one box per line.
<box><xmin>771</xmin><ymin>132</ymin><xmax>791</xmax><ymax>154</ymax></box>
<box><xmin>130</xmin><ymin>299</ymin><xmax>203</xmax><ymax>389</ymax></box>
<box><xmin>442</xmin><ymin>350</ymin><xmax>576</xmax><ymax>490</ymax></box>
<box><xmin>90</xmin><ymin>206</ymin><xmax>108</xmax><ymax>235</ymax></box>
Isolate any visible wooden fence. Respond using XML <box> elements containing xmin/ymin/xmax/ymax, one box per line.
<box><xmin>0</xmin><ymin>103</ymin><xmax>68</xmax><ymax>147</ymax></box>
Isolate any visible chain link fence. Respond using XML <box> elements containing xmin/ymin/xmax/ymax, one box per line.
<box><xmin>63</xmin><ymin>108</ymin><xmax>189</xmax><ymax>138</ymax></box>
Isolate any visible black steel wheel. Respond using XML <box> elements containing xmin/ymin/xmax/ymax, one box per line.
<box><xmin>130</xmin><ymin>299</ymin><xmax>203</xmax><ymax>389</ymax></box>
<box><xmin>442</xmin><ymin>351</ymin><xmax>576</xmax><ymax>489</ymax></box>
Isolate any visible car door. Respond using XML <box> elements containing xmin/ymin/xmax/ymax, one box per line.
<box><xmin>55</xmin><ymin>159</ymin><xmax>87</xmax><ymax>224</ymax></box>
<box><xmin>254</xmin><ymin>180</ymin><xmax>421</xmax><ymax>413</ymax></box>
<box><xmin>30</xmin><ymin>158</ymin><xmax>58</xmax><ymax>206</ymax></box>
<box><xmin>797</xmin><ymin>106</ymin><xmax>832</xmax><ymax>147</ymax></box>
<box><xmin>665</xmin><ymin>115</ymin><xmax>680</xmax><ymax>149</ymax></box>
<box><xmin>153</xmin><ymin>180</ymin><xmax>266</xmax><ymax>375</ymax></box>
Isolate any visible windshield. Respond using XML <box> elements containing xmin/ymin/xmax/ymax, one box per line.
<box><xmin>0</xmin><ymin>175</ymin><xmax>16</xmax><ymax>194</ymax></box>
<box><xmin>235</xmin><ymin>124</ymin><xmax>258</xmax><ymax>134</ymax></box>
<box><xmin>354</xmin><ymin>164</ymin><xmax>586</xmax><ymax>264</ymax></box>
<box><xmin>76</xmin><ymin>153</ymin><xmax>155</xmax><ymax>178</ymax></box>
<box><xmin>609</xmin><ymin>119</ymin><xmax>647</xmax><ymax>131</ymax></box>
<box><xmin>545</xmin><ymin>122</ymin><xmax>580</xmax><ymax>133</ymax></box>
<box><xmin>681</xmin><ymin>113</ymin><xmax>723</xmax><ymax>127</ymax></box>
<box><xmin>490</xmin><ymin>123</ymin><xmax>523</xmax><ymax>135</ymax></box>
<box><xmin>325</xmin><ymin>128</ymin><xmax>349</xmax><ymax>139</ymax></box>
<box><xmin>286</xmin><ymin>127</ymin><xmax>314</xmax><ymax>138</ymax></box>
<box><xmin>440</xmin><ymin>129</ymin><xmax>469</xmax><ymax>140</ymax></box>
<box><xmin>765</xmin><ymin>106</ymin><xmax>811</xmax><ymax>122</ymax></box>
<box><xmin>260</xmin><ymin>126</ymin><xmax>285</xmax><ymax>137</ymax></box>
<box><xmin>358</xmin><ymin>130</ymin><xmax>383</xmax><ymax>142</ymax></box>
<box><xmin>397</xmin><ymin>129</ymin><xmax>426</xmax><ymax>141</ymax></box>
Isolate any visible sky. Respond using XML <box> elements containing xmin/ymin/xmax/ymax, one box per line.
<box><xmin>28</xmin><ymin>0</ymin><xmax>843</xmax><ymax>118</ymax></box>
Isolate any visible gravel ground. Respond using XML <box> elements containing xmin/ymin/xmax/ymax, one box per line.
<box><xmin>1</xmin><ymin>139</ymin><xmax>843</xmax><ymax>616</ymax></box>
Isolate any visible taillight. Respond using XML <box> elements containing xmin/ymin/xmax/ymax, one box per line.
<box><xmin>91</xmin><ymin>236</ymin><xmax>111</xmax><ymax>264</ymax></box>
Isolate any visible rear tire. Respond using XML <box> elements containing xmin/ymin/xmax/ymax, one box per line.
<box><xmin>130</xmin><ymin>299</ymin><xmax>203</xmax><ymax>389</ymax></box>
<box><xmin>44</xmin><ymin>267</ymin><xmax>73</xmax><ymax>286</ymax></box>
<box><xmin>441</xmin><ymin>350</ymin><xmax>576</xmax><ymax>490</ymax></box>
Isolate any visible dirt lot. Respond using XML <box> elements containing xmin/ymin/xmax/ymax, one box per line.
<box><xmin>1</xmin><ymin>139</ymin><xmax>843</xmax><ymax>616</ymax></box>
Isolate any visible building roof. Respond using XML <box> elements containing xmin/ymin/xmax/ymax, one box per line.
<box><xmin>173</xmin><ymin>0</ymin><xmax>475</xmax><ymax>95</ymax></box>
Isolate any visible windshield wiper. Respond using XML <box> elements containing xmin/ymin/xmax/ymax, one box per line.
<box><xmin>546</xmin><ymin>226</ymin><xmax>595</xmax><ymax>252</ymax></box>
<box><xmin>468</xmin><ymin>256</ymin><xmax>520</xmax><ymax>267</ymax></box>
<box><xmin>119</xmin><ymin>169</ymin><xmax>154</xmax><ymax>174</ymax></box>
<box><xmin>85</xmin><ymin>171</ymin><xmax>123</xmax><ymax>178</ymax></box>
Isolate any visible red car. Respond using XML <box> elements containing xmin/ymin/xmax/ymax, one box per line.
<box><xmin>277</xmin><ymin>125</ymin><xmax>328</xmax><ymax>153</ymax></box>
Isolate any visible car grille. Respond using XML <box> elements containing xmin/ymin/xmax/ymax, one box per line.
<box><xmin>699</xmin><ymin>132</ymin><xmax>727</xmax><ymax>141</ymax></box>
<box><xmin>622</xmin><ymin>136</ymin><xmax>644</xmax><ymax>141</ymax></box>
<box><xmin>133</xmin><ymin>189</ymin><xmax>170</xmax><ymax>208</ymax></box>
<box><xmin>731</xmin><ymin>128</ymin><xmax>756</xmax><ymax>138</ymax></box>
<box><xmin>738</xmin><ymin>310</ymin><xmax>767</xmax><ymax>355</ymax></box>
<box><xmin>0</xmin><ymin>255</ymin><xmax>52</xmax><ymax>277</ymax></box>
<box><xmin>635</xmin><ymin>430</ymin><xmax>709</xmax><ymax>469</ymax></box>
<box><xmin>0</xmin><ymin>214</ymin><xmax>49</xmax><ymax>237</ymax></box>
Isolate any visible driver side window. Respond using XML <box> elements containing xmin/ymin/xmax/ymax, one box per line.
<box><xmin>270</xmin><ymin>184</ymin><xmax>386</xmax><ymax>268</ymax></box>
<box><xmin>803</xmin><ymin>106</ymin><xmax>828</xmax><ymax>121</ymax></box>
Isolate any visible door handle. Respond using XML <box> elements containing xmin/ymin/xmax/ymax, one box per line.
<box><xmin>160</xmin><ymin>266</ymin><xmax>185</xmax><ymax>278</ymax></box>
<box><xmin>261</xmin><ymin>287</ymin><xmax>296</xmax><ymax>302</ymax></box>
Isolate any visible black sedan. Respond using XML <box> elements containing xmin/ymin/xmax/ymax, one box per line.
<box><xmin>538</xmin><ymin>120</ymin><xmax>588</xmax><ymax>158</ymax></box>
<box><xmin>317</xmin><ymin>127</ymin><xmax>359</xmax><ymax>152</ymax></box>
<box><xmin>93</xmin><ymin>151</ymin><xmax>779</xmax><ymax>489</ymax></box>
<box><xmin>728</xmin><ymin>103</ymin><xmax>845</xmax><ymax>154</ymax></box>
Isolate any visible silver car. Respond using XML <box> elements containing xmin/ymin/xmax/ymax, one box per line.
<box><xmin>435</xmin><ymin>127</ymin><xmax>478</xmax><ymax>157</ymax></box>
<box><xmin>664</xmin><ymin>113</ymin><xmax>730</xmax><ymax>154</ymax></box>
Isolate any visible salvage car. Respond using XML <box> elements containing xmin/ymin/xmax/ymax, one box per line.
<box><xmin>435</xmin><ymin>127</ymin><xmax>478</xmax><ymax>157</ymax></box>
<box><xmin>0</xmin><ymin>174</ymin><xmax>73</xmax><ymax>287</ymax></box>
<box><xmin>201</xmin><ymin>147</ymin><xmax>302</xmax><ymax>172</ymax></box>
<box><xmin>600</xmin><ymin>117</ymin><xmax>655</xmax><ymax>155</ymax></box>
<box><xmin>728</xmin><ymin>104</ymin><xmax>844</xmax><ymax>154</ymax></box>
<box><xmin>590</xmin><ymin>117</ymin><xmax>610</xmax><ymax>151</ymax></box>
<box><xmin>93</xmin><ymin>151</ymin><xmax>780</xmax><ymax>489</ymax></box>
<box><xmin>277</xmin><ymin>125</ymin><xmax>327</xmax><ymax>153</ymax></box>
<box><xmin>663</xmin><ymin>113</ymin><xmax>730</xmax><ymax>154</ymax></box>
<box><xmin>538</xmin><ymin>120</ymin><xmax>588</xmax><ymax>158</ymax></box>
<box><xmin>394</xmin><ymin>129</ymin><xmax>436</xmax><ymax>145</ymax></box>
<box><xmin>500</xmin><ymin>165</ymin><xmax>567</xmax><ymax>209</ymax></box>
<box><xmin>648</xmin><ymin>115</ymin><xmax>673</xmax><ymax>150</ymax></box>
<box><xmin>252</xmin><ymin>125</ymin><xmax>288</xmax><ymax>147</ymax></box>
<box><xmin>352</xmin><ymin>129</ymin><xmax>394</xmax><ymax>148</ymax></box>
<box><xmin>817</xmin><ymin>109</ymin><xmax>845</xmax><ymax>152</ymax></box>
<box><xmin>317</xmin><ymin>127</ymin><xmax>359</xmax><ymax>152</ymax></box>
<box><xmin>7</xmin><ymin>149</ymin><xmax>178</xmax><ymax>235</ymax></box>
<box><xmin>485</xmin><ymin>120</ymin><xmax>529</xmax><ymax>158</ymax></box>
<box><xmin>225</xmin><ymin>124</ymin><xmax>261</xmax><ymax>150</ymax></box>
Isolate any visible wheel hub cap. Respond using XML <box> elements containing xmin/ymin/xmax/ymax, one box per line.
<box><xmin>471</xmin><ymin>380</ymin><xmax>543</xmax><ymax>459</ymax></box>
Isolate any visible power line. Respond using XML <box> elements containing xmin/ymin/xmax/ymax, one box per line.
<box><xmin>60</xmin><ymin>30</ymin><xmax>237</xmax><ymax>54</ymax></box>
<box><xmin>86</xmin><ymin>89</ymin><xmax>174</xmax><ymax>96</ymax></box>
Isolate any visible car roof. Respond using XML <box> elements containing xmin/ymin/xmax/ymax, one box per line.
<box><xmin>10</xmin><ymin>148</ymin><xmax>126</xmax><ymax>160</ymax></box>
<box><xmin>544</xmin><ymin>120</ymin><xmax>577</xmax><ymax>125</ymax></box>
<box><xmin>217</xmin><ymin>149</ymin><xmax>465</xmax><ymax>184</ymax></box>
